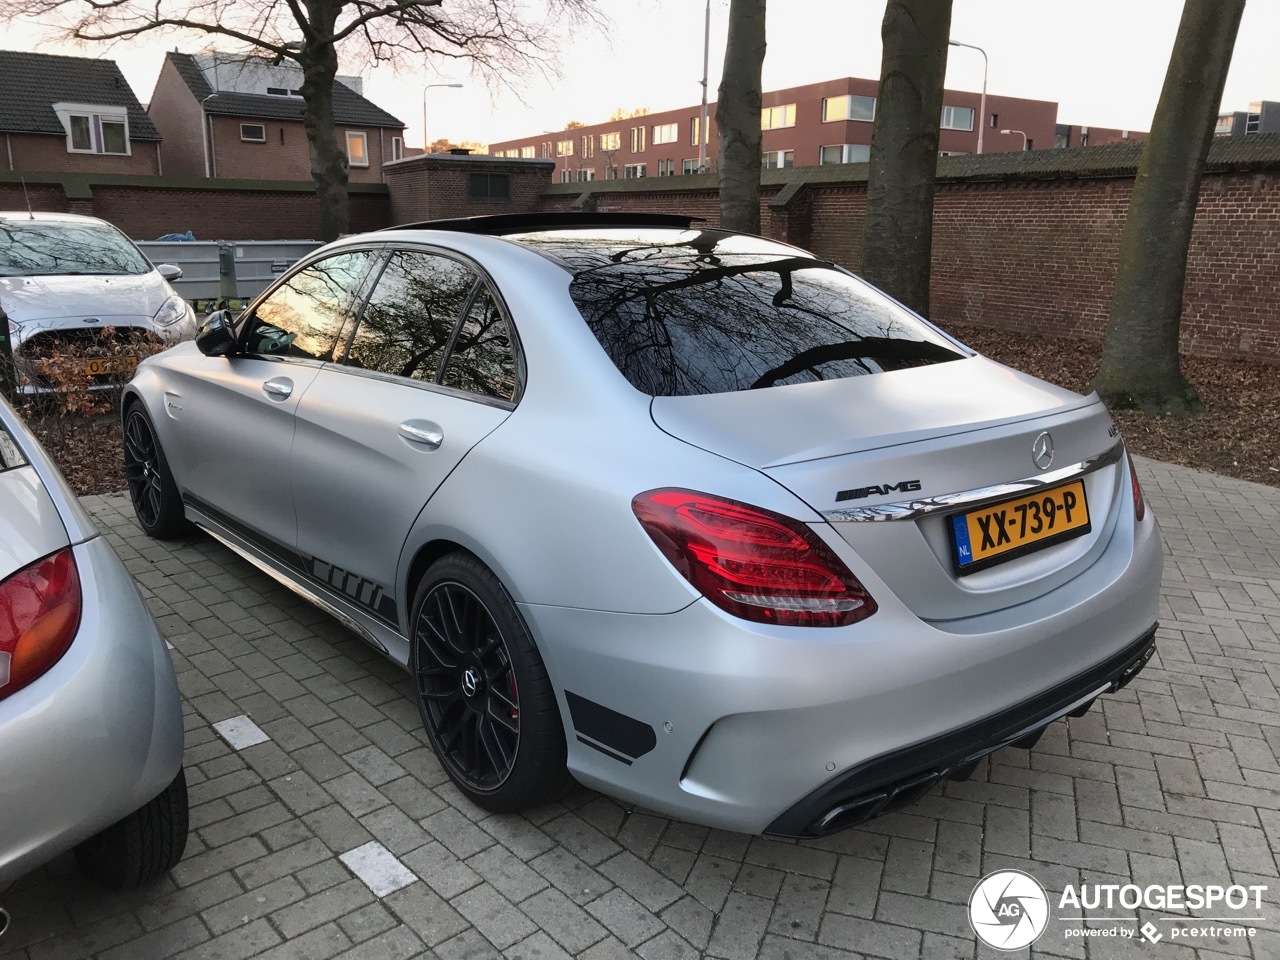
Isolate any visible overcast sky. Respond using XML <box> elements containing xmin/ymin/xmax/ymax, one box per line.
<box><xmin>11</xmin><ymin>0</ymin><xmax>1279</xmax><ymax>149</ymax></box>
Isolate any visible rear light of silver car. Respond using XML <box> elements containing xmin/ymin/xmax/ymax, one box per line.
<box><xmin>1127</xmin><ymin>451</ymin><xmax>1146</xmax><ymax>522</ymax></box>
<box><xmin>632</xmin><ymin>488</ymin><xmax>877</xmax><ymax>627</ymax></box>
<box><xmin>0</xmin><ymin>547</ymin><xmax>82</xmax><ymax>700</ymax></box>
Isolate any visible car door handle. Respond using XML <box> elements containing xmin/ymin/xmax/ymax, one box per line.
<box><xmin>398</xmin><ymin>420</ymin><xmax>443</xmax><ymax>449</ymax></box>
<box><xmin>262</xmin><ymin>377</ymin><xmax>294</xmax><ymax>400</ymax></box>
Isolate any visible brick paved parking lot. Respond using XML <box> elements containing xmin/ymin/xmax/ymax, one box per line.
<box><xmin>3</xmin><ymin>457</ymin><xmax>1280</xmax><ymax>959</ymax></box>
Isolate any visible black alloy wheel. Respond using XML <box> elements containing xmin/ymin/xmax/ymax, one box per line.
<box><xmin>411</xmin><ymin>553</ymin><xmax>567</xmax><ymax>812</ymax></box>
<box><xmin>123</xmin><ymin>405</ymin><xmax>189</xmax><ymax>539</ymax></box>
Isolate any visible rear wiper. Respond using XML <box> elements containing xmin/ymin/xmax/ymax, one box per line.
<box><xmin>750</xmin><ymin>338</ymin><xmax>963</xmax><ymax>389</ymax></box>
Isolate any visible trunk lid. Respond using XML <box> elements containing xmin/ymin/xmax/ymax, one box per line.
<box><xmin>651</xmin><ymin>357</ymin><xmax>1124</xmax><ymax>620</ymax></box>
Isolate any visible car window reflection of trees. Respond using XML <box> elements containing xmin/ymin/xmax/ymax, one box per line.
<box><xmin>0</xmin><ymin>222</ymin><xmax>150</xmax><ymax>277</ymax></box>
<box><xmin>252</xmin><ymin>252</ymin><xmax>370</xmax><ymax>359</ymax></box>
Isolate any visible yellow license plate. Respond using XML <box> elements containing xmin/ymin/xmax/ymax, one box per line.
<box><xmin>951</xmin><ymin>479</ymin><xmax>1090</xmax><ymax>574</ymax></box>
<box><xmin>84</xmin><ymin>356</ymin><xmax>137</xmax><ymax>377</ymax></box>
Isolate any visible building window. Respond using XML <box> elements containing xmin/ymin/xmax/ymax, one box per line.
<box><xmin>656</xmin><ymin>158</ymin><xmax>675</xmax><ymax>176</ymax></box>
<box><xmin>392</xmin><ymin>137</ymin><xmax>404</xmax><ymax>161</ymax></box>
<box><xmin>691</xmin><ymin>117</ymin><xmax>706</xmax><ymax>146</ymax></box>
<box><xmin>541</xmin><ymin>142</ymin><xmax>550</xmax><ymax>158</ymax></box>
<box><xmin>760</xmin><ymin>104</ymin><xmax>796</xmax><ymax>130</ymax></box>
<box><xmin>58</xmin><ymin>104</ymin><xmax>131</xmax><ymax>155</ymax></box>
<box><xmin>652</xmin><ymin>122</ymin><xmax>678</xmax><ymax>145</ymax></box>
<box><xmin>576</xmin><ymin>168</ymin><xmax>595</xmax><ymax>181</ymax></box>
<box><xmin>938</xmin><ymin>150</ymin><xmax>970</xmax><ymax>157</ymax></box>
<box><xmin>560</xmin><ymin>170</ymin><xmax>572</xmax><ymax>183</ymax></box>
<box><xmin>990</xmin><ymin>113</ymin><xmax>999</xmax><ymax>128</ymax></box>
<box><xmin>601</xmin><ymin>131</ymin><xmax>621</xmax><ymax>151</ymax></box>
<box><xmin>266</xmin><ymin>86</ymin><xmax>303</xmax><ymax>97</ymax></box>
<box><xmin>240</xmin><ymin>123</ymin><xmax>267</xmax><ymax>142</ymax></box>
<box><xmin>1026</xmin><ymin>138</ymin><xmax>1034</xmax><ymax>150</ymax></box>
<box><xmin>624</xmin><ymin>163</ymin><xmax>646</xmax><ymax>178</ymax></box>
<box><xmin>822</xmin><ymin>95</ymin><xmax>876</xmax><ymax>123</ymax></box>
<box><xmin>940</xmin><ymin>105</ymin><xmax>975</xmax><ymax>131</ymax></box>
<box><xmin>580</xmin><ymin>134</ymin><xmax>595</xmax><ymax>158</ymax></box>
<box><xmin>630</xmin><ymin>126</ymin><xmax>646</xmax><ymax>153</ymax></box>
<box><xmin>761</xmin><ymin>149</ymin><xmax>794</xmax><ymax>170</ymax></box>
<box><xmin>682</xmin><ymin>158</ymin><xmax>699</xmax><ymax>174</ymax></box>
<box><xmin>604</xmin><ymin>166</ymin><xmax>618</xmax><ymax>180</ymax></box>
<box><xmin>556</xmin><ymin>139</ymin><xmax>574</xmax><ymax>157</ymax></box>
<box><xmin>820</xmin><ymin>144</ymin><xmax>870</xmax><ymax>164</ymax></box>
<box><xmin>520</xmin><ymin>145</ymin><xmax>536</xmax><ymax>158</ymax></box>
<box><xmin>346</xmin><ymin>131</ymin><xmax>369</xmax><ymax>167</ymax></box>
<box><xmin>469</xmin><ymin>172</ymin><xmax>511</xmax><ymax>200</ymax></box>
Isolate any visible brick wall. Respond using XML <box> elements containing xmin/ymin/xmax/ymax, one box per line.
<box><xmin>0</xmin><ymin>173</ymin><xmax>389</xmax><ymax>240</ymax></box>
<box><xmin>383</xmin><ymin>154</ymin><xmax>555</xmax><ymax>225</ymax></box>
<box><xmin>4</xmin><ymin>132</ymin><xmax>162</xmax><ymax>176</ymax></box>
<box><xmin>209</xmin><ymin>116</ymin><xmax>394</xmax><ymax>184</ymax></box>
<box><xmin>145</xmin><ymin>57</ymin><xmax>206</xmax><ymax>177</ymax></box>
<box><xmin>536</xmin><ymin>139</ymin><xmax>1280</xmax><ymax>364</ymax></box>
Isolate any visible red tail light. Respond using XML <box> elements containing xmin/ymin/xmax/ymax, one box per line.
<box><xmin>1126</xmin><ymin>451</ymin><xmax>1146</xmax><ymax>522</ymax></box>
<box><xmin>632</xmin><ymin>488</ymin><xmax>877</xmax><ymax>627</ymax></box>
<box><xmin>0</xmin><ymin>548</ymin><xmax>81</xmax><ymax>700</ymax></box>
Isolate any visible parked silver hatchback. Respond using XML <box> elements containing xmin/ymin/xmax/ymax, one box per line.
<box><xmin>122</xmin><ymin>213</ymin><xmax>1160</xmax><ymax>837</ymax></box>
<box><xmin>0</xmin><ymin>396</ymin><xmax>187</xmax><ymax>900</ymax></box>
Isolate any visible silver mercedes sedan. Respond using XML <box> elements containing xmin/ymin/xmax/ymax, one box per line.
<box><xmin>121</xmin><ymin>213</ymin><xmax>1161</xmax><ymax>837</ymax></box>
<box><xmin>0</xmin><ymin>396</ymin><xmax>187</xmax><ymax>897</ymax></box>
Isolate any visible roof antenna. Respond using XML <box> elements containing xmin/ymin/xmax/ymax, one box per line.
<box><xmin>19</xmin><ymin>178</ymin><xmax>33</xmax><ymax>219</ymax></box>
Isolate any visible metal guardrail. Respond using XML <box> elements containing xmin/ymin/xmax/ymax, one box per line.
<box><xmin>137</xmin><ymin>240</ymin><xmax>323</xmax><ymax>308</ymax></box>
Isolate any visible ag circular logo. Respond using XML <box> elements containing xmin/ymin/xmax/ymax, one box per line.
<box><xmin>969</xmin><ymin>869</ymin><xmax>1049</xmax><ymax>950</ymax></box>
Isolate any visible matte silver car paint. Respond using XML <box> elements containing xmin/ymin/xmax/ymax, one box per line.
<box><xmin>125</xmin><ymin>224</ymin><xmax>1162</xmax><ymax>833</ymax></box>
<box><xmin>0</xmin><ymin>399</ymin><xmax>185</xmax><ymax>883</ymax></box>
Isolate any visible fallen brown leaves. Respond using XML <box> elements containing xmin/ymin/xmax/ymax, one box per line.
<box><xmin>945</xmin><ymin>321</ymin><xmax>1280</xmax><ymax>488</ymax></box>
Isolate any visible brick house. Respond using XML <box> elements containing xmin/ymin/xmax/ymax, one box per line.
<box><xmin>0</xmin><ymin>50</ymin><xmax>162</xmax><ymax>175</ymax></box>
<box><xmin>148</xmin><ymin>51</ymin><xmax>405</xmax><ymax>182</ymax></box>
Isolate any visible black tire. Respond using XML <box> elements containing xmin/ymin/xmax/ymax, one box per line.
<box><xmin>410</xmin><ymin>553</ymin><xmax>569</xmax><ymax>813</ymax></box>
<box><xmin>123</xmin><ymin>403</ymin><xmax>191</xmax><ymax>539</ymax></box>
<box><xmin>74</xmin><ymin>768</ymin><xmax>189</xmax><ymax>889</ymax></box>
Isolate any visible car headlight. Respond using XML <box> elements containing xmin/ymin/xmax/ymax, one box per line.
<box><xmin>153</xmin><ymin>294</ymin><xmax>192</xmax><ymax>328</ymax></box>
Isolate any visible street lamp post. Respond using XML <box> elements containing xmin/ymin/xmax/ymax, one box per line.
<box><xmin>200</xmin><ymin>93</ymin><xmax>219</xmax><ymax>178</ymax></box>
<box><xmin>1001</xmin><ymin>128</ymin><xmax>1029</xmax><ymax>151</ymax></box>
<box><xmin>422</xmin><ymin>83</ymin><xmax>463</xmax><ymax>151</ymax></box>
<box><xmin>698</xmin><ymin>0</ymin><xmax>710</xmax><ymax>173</ymax></box>
<box><xmin>948</xmin><ymin>39</ymin><xmax>987</xmax><ymax>155</ymax></box>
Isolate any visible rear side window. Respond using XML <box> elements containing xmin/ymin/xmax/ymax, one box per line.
<box><xmin>568</xmin><ymin>247</ymin><xmax>964</xmax><ymax>396</ymax></box>
<box><xmin>0</xmin><ymin>423</ymin><xmax>26</xmax><ymax>471</ymax></box>
<box><xmin>344</xmin><ymin>250</ymin><xmax>476</xmax><ymax>381</ymax></box>
<box><xmin>441</xmin><ymin>288</ymin><xmax>518</xmax><ymax>401</ymax></box>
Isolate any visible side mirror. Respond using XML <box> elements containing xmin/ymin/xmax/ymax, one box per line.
<box><xmin>196</xmin><ymin>309</ymin><xmax>237</xmax><ymax>357</ymax></box>
<box><xmin>156</xmin><ymin>263</ymin><xmax>183</xmax><ymax>282</ymax></box>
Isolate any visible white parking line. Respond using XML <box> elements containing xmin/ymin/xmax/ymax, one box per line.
<box><xmin>340</xmin><ymin>841</ymin><xmax>418</xmax><ymax>897</ymax></box>
<box><xmin>212</xmin><ymin>714</ymin><xmax>270</xmax><ymax>750</ymax></box>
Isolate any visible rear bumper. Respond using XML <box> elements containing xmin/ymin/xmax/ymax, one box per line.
<box><xmin>766</xmin><ymin>625</ymin><xmax>1156</xmax><ymax>837</ymax></box>
<box><xmin>0</xmin><ymin>536</ymin><xmax>184</xmax><ymax>883</ymax></box>
<box><xmin>521</xmin><ymin>502</ymin><xmax>1162</xmax><ymax>835</ymax></box>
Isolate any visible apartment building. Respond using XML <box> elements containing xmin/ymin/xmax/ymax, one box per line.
<box><xmin>1215</xmin><ymin>101</ymin><xmax>1280</xmax><ymax>138</ymax></box>
<box><xmin>1054</xmin><ymin>124</ymin><xmax>1148</xmax><ymax>149</ymax></box>
<box><xmin>488</xmin><ymin>77</ymin><xmax>1058</xmax><ymax>182</ymax></box>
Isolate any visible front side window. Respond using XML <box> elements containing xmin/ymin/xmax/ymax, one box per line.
<box><xmin>244</xmin><ymin>252</ymin><xmax>370</xmax><ymax>360</ymax></box>
<box><xmin>343</xmin><ymin>250</ymin><xmax>475</xmax><ymax>382</ymax></box>
<box><xmin>564</xmin><ymin>231</ymin><xmax>964</xmax><ymax>397</ymax></box>
<box><xmin>0</xmin><ymin>219</ymin><xmax>150</xmax><ymax>277</ymax></box>
<box><xmin>346</xmin><ymin>132</ymin><xmax>369</xmax><ymax>167</ymax></box>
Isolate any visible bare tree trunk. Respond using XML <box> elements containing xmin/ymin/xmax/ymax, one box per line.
<box><xmin>860</xmin><ymin>0</ymin><xmax>953</xmax><ymax>317</ymax></box>
<box><xmin>299</xmin><ymin>33</ymin><xmax>349</xmax><ymax>242</ymax></box>
<box><xmin>1092</xmin><ymin>0</ymin><xmax>1246</xmax><ymax>414</ymax></box>
<box><xmin>716</xmin><ymin>0</ymin><xmax>765</xmax><ymax>234</ymax></box>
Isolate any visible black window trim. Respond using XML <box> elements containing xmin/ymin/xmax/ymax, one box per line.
<box><xmin>328</xmin><ymin>242</ymin><xmax>526</xmax><ymax>409</ymax></box>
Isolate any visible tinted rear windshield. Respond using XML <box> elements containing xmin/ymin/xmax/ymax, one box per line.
<box><xmin>543</xmin><ymin>230</ymin><xmax>965</xmax><ymax>397</ymax></box>
<box><xmin>0</xmin><ymin>219</ymin><xmax>150</xmax><ymax>277</ymax></box>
